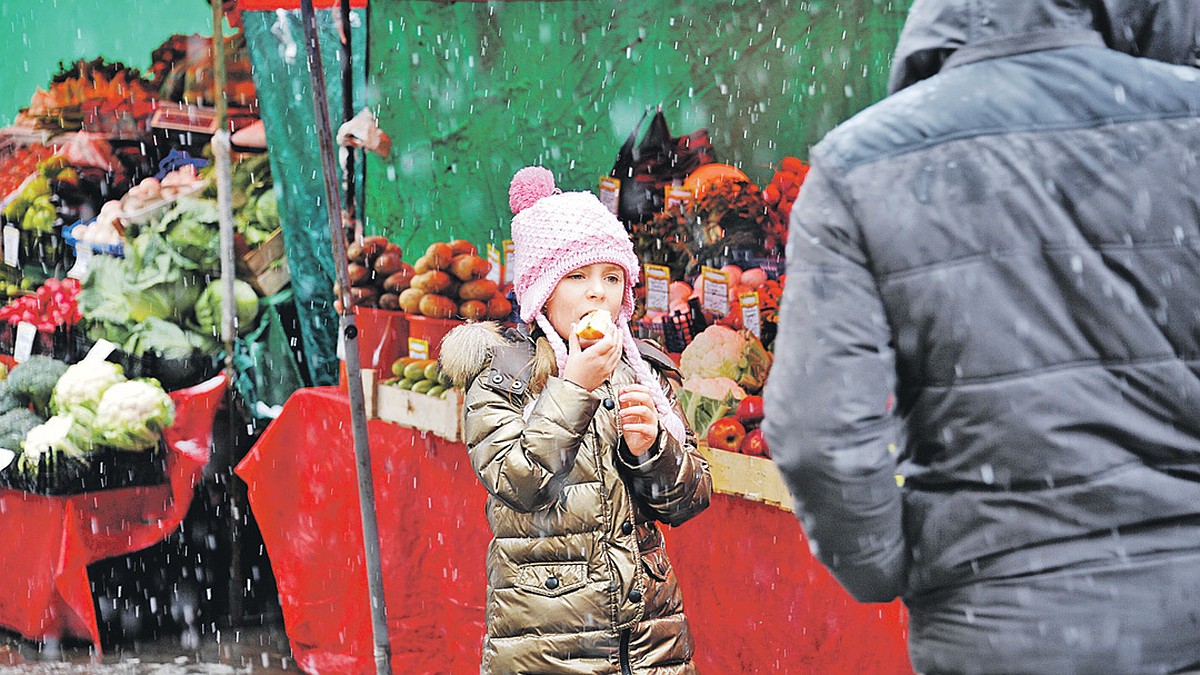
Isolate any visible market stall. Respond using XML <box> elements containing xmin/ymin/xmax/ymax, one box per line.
<box><xmin>0</xmin><ymin>374</ymin><xmax>226</xmax><ymax>652</ymax></box>
<box><xmin>237</xmin><ymin>386</ymin><xmax>912</xmax><ymax>674</ymax></box>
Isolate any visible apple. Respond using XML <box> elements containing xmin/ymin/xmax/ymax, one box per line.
<box><xmin>734</xmin><ymin>395</ymin><xmax>764</xmax><ymax>427</ymax></box>
<box><xmin>706</xmin><ymin>417</ymin><xmax>746</xmax><ymax>452</ymax></box>
<box><xmin>741</xmin><ymin>428</ymin><xmax>770</xmax><ymax>458</ymax></box>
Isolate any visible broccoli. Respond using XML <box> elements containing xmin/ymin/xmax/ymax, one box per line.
<box><xmin>0</xmin><ymin>382</ymin><xmax>22</xmax><ymax>416</ymax></box>
<box><xmin>6</xmin><ymin>356</ymin><xmax>69</xmax><ymax>416</ymax></box>
<box><xmin>0</xmin><ymin>408</ymin><xmax>46</xmax><ymax>452</ymax></box>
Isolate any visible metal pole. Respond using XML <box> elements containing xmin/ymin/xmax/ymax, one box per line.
<box><xmin>211</xmin><ymin>0</ymin><xmax>245</xmax><ymax>629</ymax></box>
<box><xmin>340</xmin><ymin>0</ymin><xmax>356</xmax><ymax>239</ymax></box>
<box><xmin>297</xmin><ymin>3</ymin><xmax>393</xmax><ymax>673</ymax></box>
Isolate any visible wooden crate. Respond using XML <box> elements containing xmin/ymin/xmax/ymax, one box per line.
<box><xmin>373</xmin><ymin>381</ymin><xmax>462</xmax><ymax>442</ymax></box>
<box><xmin>697</xmin><ymin>444</ymin><xmax>793</xmax><ymax>511</ymax></box>
<box><xmin>236</xmin><ymin>228</ymin><xmax>290</xmax><ymax>295</ymax></box>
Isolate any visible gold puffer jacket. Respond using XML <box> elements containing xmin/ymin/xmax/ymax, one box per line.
<box><xmin>440</xmin><ymin>322</ymin><xmax>712</xmax><ymax>674</ymax></box>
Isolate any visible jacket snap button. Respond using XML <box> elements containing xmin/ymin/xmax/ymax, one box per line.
<box><xmin>603</xmin><ymin>397</ymin><xmax>616</xmax><ymax>410</ymax></box>
<box><xmin>491</xmin><ymin>373</ymin><xmax>504</xmax><ymax>384</ymax></box>
<box><xmin>545</xmin><ymin>576</ymin><xmax>559</xmax><ymax>590</ymax></box>
<box><xmin>621</xmin><ymin>521</ymin><xmax>633</xmax><ymax>535</ymax></box>
<box><xmin>628</xmin><ymin>589</ymin><xmax>642</xmax><ymax>603</ymax></box>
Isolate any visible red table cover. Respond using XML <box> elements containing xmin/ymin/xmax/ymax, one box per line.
<box><xmin>0</xmin><ymin>375</ymin><xmax>227</xmax><ymax>652</ymax></box>
<box><xmin>237</xmin><ymin>387</ymin><xmax>913</xmax><ymax>674</ymax></box>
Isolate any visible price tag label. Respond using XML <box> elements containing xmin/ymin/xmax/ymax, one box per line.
<box><xmin>13</xmin><ymin>321</ymin><xmax>36</xmax><ymax>363</ymax></box>
<box><xmin>701</xmin><ymin>267</ymin><xmax>729</xmax><ymax>316</ymax></box>
<box><xmin>67</xmin><ymin>245</ymin><xmax>94</xmax><ymax>280</ymax></box>
<box><xmin>644</xmin><ymin>264</ymin><xmax>671</xmax><ymax>312</ymax></box>
<box><xmin>337</xmin><ymin>326</ymin><xmax>346</xmax><ymax>360</ymax></box>
<box><xmin>3</xmin><ymin>226</ymin><xmax>19</xmax><ymax>268</ymax></box>
<box><xmin>502</xmin><ymin>240</ymin><xmax>515</xmax><ymax>285</ymax></box>
<box><xmin>664</xmin><ymin>186</ymin><xmax>693</xmax><ymax>211</ymax></box>
<box><xmin>598</xmin><ymin>176</ymin><xmax>620</xmax><ymax>215</ymax></box>
<box><xmin>84</xmin><ymin>338</ymin><xmax>118</xmax><ymax>363</ymax></box>
<box><xmin>740</xmin><ymin>292</ymin><xmax>762</xmax><ymax>337</ymax></box>
<box><xmin>486</xmin><ymin>244</ymin><xmax>502</xmax><ymax>285</ymax></box>
<box><xmin>408</xmin><ymin>337</ymin><xmax>430</xmax><ymax>360</ymax></box>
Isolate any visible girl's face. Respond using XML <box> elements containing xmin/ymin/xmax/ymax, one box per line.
<box><xmin>545</xmin><ymin>263</ymin><xmax>626</xmax><ymax>339</ymax></box>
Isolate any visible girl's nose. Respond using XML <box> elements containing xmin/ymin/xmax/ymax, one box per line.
<box><xmin>587</xmin><ymin>279</ymin><xmax>605</xmax><ymax>299</ymax></box>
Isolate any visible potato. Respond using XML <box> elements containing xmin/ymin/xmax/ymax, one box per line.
<box><xmin>383</xmin><ymin>264</ymin><xmax>416</xmax><ymax>293</ymax></box>
<box><xmin>350</xmin><ymin>286</ymin><xmax>379</xmax><ymax>307</ymax></box>
<box><xmin>459</xmin><ymin>278</ymin><xmax>499</xmax><ymax>301</ymax></box>
<box><xmin>448</xmin><ymin>239</ymin><xmax>477</xmax><ymax>256</ymax></box>
<box><xmin>450</xmin><ymin>254</ymin><xmax>491</xmax><ymax>282</ymax></box>
<box><xmin>487</xmin><ymin>295</ymin><xmax>513</xmax><ymax>320</ymax></box>
<box><xmin>411</xmin><ymin>270</ymin><xmax>452</xmax><ymax>294</ymax></box>
<box><xmin>418</xmin><ymin>293</ymin><xmax>457</xmax><ymax>319</ymax></box>
<box><xmin>413</xmin><ymin>254</ymin><xmax>435</xmax><ymax>275</ymax></box>
<box><xmin>398</xmin><ymin>288</ymin><xmax>425</xmax><ymax>313</ymax></box>
<box><xmin>425</xmin><ymin>242</ymin><xmax>454</xmax><ymax>269</ymax></box>
<box><xmin>346</xmin><ymin>240</ymin><xmax>366</xmax><ymax>263</ymax></box>
<box><xmin>373</xmin><ymin>252</ymin><xmax>405</xmax><ymax>276</ymax></box>
<box><xmin>384</xmin><ymin>242</ymin><xmax>403</xmax><ymax>259</ymax></box>
<box><xmin>348</xmin><ymin>262</ymin><xmax>372</xmax><ymax>287</ymax></box>
<box><xmin>379</xmin><ymin>293</ymin><xmax>401</xmax><ymax>310</ymax></box>
<box><xmin>459</xmin><ymin>299</ymin><xmax>488</xmax><ymax>321</ymax></box>
<box><xmin>360</xmin><ymin>235</ymin><xmax>389</xmax><ymax>260</ymax></box>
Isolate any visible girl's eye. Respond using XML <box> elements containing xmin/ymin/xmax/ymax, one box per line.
<box><xmin>605</xmin><ymin>275</ymin><xmax>621</xmax><ymax>284</ymax></box>
<box><xmin>567</xmin><ymin>273</ymin><xmax>584</xmax><ymax>280</ymax></box>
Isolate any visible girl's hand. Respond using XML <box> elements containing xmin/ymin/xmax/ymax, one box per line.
<box><xmin>561</xmin><ymin>324</ymin><xmax>622</xmax><ymax>391</ymax></box>
<box><xmin>618</xmin><ymin>384</ymin><xmax>659</xmax><ymax>456</ymax></box>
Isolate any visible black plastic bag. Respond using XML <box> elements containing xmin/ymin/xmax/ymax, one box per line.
<box><xmin>610</xmin><ymin>106</ymin><xmax>714</xmax><ymax>224</ymax></box>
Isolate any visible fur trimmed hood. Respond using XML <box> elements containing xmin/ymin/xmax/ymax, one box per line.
<box><xmin>437</xmin><ymin>321</ymin><xmax>510</xmax><ymax>389</ymax></box>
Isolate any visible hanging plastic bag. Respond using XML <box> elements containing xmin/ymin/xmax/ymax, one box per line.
<box><xmin>609</xmin><ymin>106</ymin><xmax>715</xmax><ymax>224</ymax></box>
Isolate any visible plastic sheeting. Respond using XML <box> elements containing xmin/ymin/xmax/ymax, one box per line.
<box><xmin>241</xmin><ymin>8</ymin><xmax>367</xmax><ymax>387</ymax></box>
<box><xmin>0</xmin><ymin>375</ymin><xmax>227</xmax><ymax>653</ymax></box>
<box><xmin>237</xmin><ymin>387</ymin><xmax>913</xmax><ymax>674</ymax></box>
<box><xmin>363</xmin><ymin>0</ymin><xmax>910</xmax><ymax>260</ymax></box>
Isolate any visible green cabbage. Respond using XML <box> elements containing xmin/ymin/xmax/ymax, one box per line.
<box><xmin>194</xmin><ymin>279</ymin><xmax>260</xmax><ymax>338</ymax></box>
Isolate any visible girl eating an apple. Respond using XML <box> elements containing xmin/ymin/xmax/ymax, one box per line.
<box><xmin>440</xmin><ymin>166</ymin><xmax>712</xmax><ymax>674</ymax></box>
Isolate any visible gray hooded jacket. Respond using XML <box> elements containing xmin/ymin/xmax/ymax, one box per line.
<box><xmin>765</xmin><ymin>0</ymin><xmax>1200</xmax><ymax>611</ymax></box>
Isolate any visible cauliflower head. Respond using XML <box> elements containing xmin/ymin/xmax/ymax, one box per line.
<box><xmin>680</xmin><ymin>325</ymin><xmax>746</xmax><ymax>381</ymax></box>
<box><xmin>50</xmin><ymin>360</ymin><xmax>127</xmax><ymax>415</ymax></box>
<box><xmin>93</xmin><ymin>379</ymin><xmax>176</xmax><ymax>451</ymax></box>
<box><xmin>679</xmin><ymin>325</ymin><xmax>772</xmax><ymax>392</ymax></box>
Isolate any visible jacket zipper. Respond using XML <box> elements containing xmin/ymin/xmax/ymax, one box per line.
<box><xmin>619</xmin><ymin>628</ymin><xmax>633</xmax><ymax>675</ymax></box>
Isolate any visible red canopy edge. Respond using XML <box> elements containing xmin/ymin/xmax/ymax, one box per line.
<box><xmin>238</xmin><ymin>0</ymin><xmax>366</xmax><ymax>10</ymax></box>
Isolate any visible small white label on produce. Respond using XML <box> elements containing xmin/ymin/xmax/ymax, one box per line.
<box><xmin>701</xmin><ymin>267</ymin><xmax>729</xmax><ymax>316</ymax></box>
<box><xmin>3</xmin><ymin>227</ymin><xmax>19</xmax><ymax>268</ymax></box>
<box><xmin>740</xmin><ymin>292</ymin><xmax>761</xmax><ymax>337</ymax></box>
<box><xmin>13</xmin><ymin>321</ymin><xmax>36</xmax><ymax>363</ymax></box>
<box><xmin>644</xmin><ymin>264</ymin><xmax>671</xmax><ymax>312</ymax></box>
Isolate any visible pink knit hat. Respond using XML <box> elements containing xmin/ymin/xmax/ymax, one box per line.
<box><xmin>508</xmin><ymin>166</ymin><xmax>686</xmax><ymax>443</ymax></box>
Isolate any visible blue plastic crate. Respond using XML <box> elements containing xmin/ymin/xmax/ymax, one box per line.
<box><xmin>62</xmin><ymin>220</ymin><xmax>124</xmax><ymax>258</ymax></box>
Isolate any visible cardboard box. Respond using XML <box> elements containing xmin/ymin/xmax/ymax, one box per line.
<box><xmin>697</xmin><ymin>444</ymin><xmax>793</xmax><ymax>511</ymax></box>
<box><xmin>236</xmin><ymin>228</ymin><xmax>290</xmax><ymax>296</ymax></box>
<box><xmin>374</xmin><ymin>381</ymin><xmax>462</xmax><ymax>442</ymax></box>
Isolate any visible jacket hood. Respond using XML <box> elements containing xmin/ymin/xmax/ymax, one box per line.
<box><xmin>438</xmin><ymin>321</ymin><xmax>508</xmax><ymax>389</ymax></box>
<box><xmin>889</xmin><ymin>0</ymin><xmax>1200</xmax><ymax>93</ymax></box>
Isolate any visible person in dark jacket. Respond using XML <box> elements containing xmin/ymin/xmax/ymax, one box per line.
<box><xmin>763</xmin><ymin>0</ymin><xmax>1200</xmax><ymax>672</ymax></box>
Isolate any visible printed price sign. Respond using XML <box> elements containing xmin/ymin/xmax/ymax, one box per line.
<box><xmin>503</xmin><ymin>240</ymin><xmax>515</xmax><ymax>284</ymax></box>
<box><xmin>701</xmin><ymin>267</ymin><xmax>729</xmax><ymax>316</ymax></box>
<box><xmin>13</xmin><ymin>321</ymin><xmax>36</xmax><ymax>363</ymax></box>
<box><xmin>408</xmin><ymin>337</ymin><xmax>430</xmax><ymax>360</ymax></box>
<box><xmin>665</xmin><ymin>186</ymin><xmax>693</xmax><ymax>210</ymax></box>
<box><xmin>67</xmin><ymin>245</ymin><xmax>93</xmax><ymax>280</ymax></box>
<box><xmin>3</xmin><ymin>226</ymin><xmax>19</xmax><ymax>268</ymax></box>
<box><xmin>740</xmin><ymin>292</ymin><xmax>762</xmax><ymax>337</ymax></box>
<box><xmin>84</xmin><ymin>338</ymin><xmax>117</xmax><ymax>363</ymax></box>
<box><xmin>598</xmin><ymin>176</ymin><xmax>621</xmax><ymax>215</ymax></box>
<box><xmin>486</xmin><ymin>244</ymin><xmax>502</xmax><ymax>285</ymax></box>
<box><xmin>644</xmin><ymin>264</ymin><xmax>671</xmax><ymax>312</ymax></box>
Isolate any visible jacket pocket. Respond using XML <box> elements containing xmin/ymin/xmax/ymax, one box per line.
<box><xmin>514</xmin><ymin>562</ymin><xmax>588</xmax><ymax>598</ymax></box>
<box><xmin>640</xmin><ymin>547</ymin><xmax>672</xmax><ymax>582</ymax></box>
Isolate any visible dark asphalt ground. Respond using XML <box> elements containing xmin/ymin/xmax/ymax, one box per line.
<box><xmin>0</xmin><ymin>619</ymin><xmax>301</xmax><ymax>674</ymax></box>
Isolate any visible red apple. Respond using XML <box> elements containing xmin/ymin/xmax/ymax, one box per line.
<box><xmin>734</xmin><ymin>395</ymin><xmax>764</xmax><ymax>427</ymax></box>
<box><xmin>706</xmin><ymin>417</ymin><xmax>747</xmax><ymax>452</ymax></box>
<box><xmin>741</xmin><ymin>428</ymin><xmax>770</xmax><ymax>458</ymax></box>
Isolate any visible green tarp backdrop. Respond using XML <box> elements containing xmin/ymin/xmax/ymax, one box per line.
<box><xmin>363</xmin><ymin>0</ymin><xmax>911</xmax><ymax>258</ymax></box>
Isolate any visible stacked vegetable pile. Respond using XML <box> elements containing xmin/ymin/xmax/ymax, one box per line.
<box><xmin>0</xmin><ymin>356</ymin><xmax>175</xmax><ymax>494</ymax></box>
<box><xmin>674</xmin><ymin>325</ymin><xmax>774</xmax><ymax>456</ymax></box>
<box><xmin>336</xmin><ymin>237</ymin><xmax>512</xmax><ymax>322</ymax></box>
<box><xmin>23</xmin><ymin>58</ymin><xmax>159</xmax><ymax>134</ymax></box>
<box><xmin>0</xmin><ymin>277</ymin><xmax>82</xmax><ymax>343</ymax></box>
<box><xmin>0</xmin><ymin>143</ymin><xmax>57</xmax><ymax>199</ymax></box>
<box><xmin>382</xmin><ymin>357</ymin><xmax>454</xmax><ymax>399</ymax></box>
